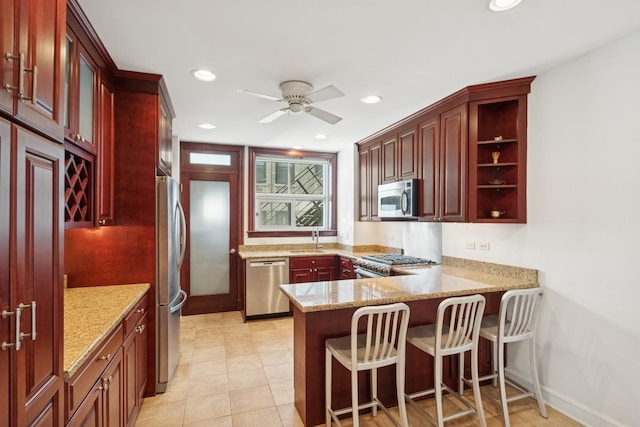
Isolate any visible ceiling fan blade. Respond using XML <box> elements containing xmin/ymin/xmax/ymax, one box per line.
<box><xmin>306</xmin><ymin>85</ymin><xmax>344</xmax><ymax>103</ymax></box>
<box><xmin>258</xmin><ymin>108</ymin><xmax>288</xmax><ymax>123</ymax></box>
<box><xmin>237</xmin><ymin>89</ymin><xmax>282</xmax><ymax>102</ymax></box>
<box><xmin>304</xmin><ymin>106</ymin><xmax>342</xmax><ymax>125</ymax></box>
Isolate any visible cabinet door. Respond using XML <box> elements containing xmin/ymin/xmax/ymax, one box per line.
<box><xmin>102</xmin><ymin>350</ymin><xmax>123</xmax><ymax>427</ymax></box>
<box><xmin>0</xmin><ymin>119</ymin><xmax>10</xmax><ymax>427</ymax></box>
<box><xmin>398</xmin><ymin>127</ymin><xmax>418</xmax><ymax>179</ymax></box>
<box><xmin>315</xmin><ymin>266</ymin><xmax>334</xmax><ymax>282</ymax></box>
<box><xmin>381</xmin><ymin>136</ymin><xmax>397</xmax><ymax>183</ymax></box>
<box><xmin>290</xmin><ymin>268</ymin><xmax>314</xmax><ymax>284</ymax></box>
<box><xmin>358</xmin><ymin>147</ymin><xmax>370</xmax><ymax>221</ymax></box>
<box><xmin>136</xmin><ymin>313</ymin><xmax>148</xmax><ymax>400</ymax></box>
<box><xmin>419</xmin><ymin>117</ymin><xmax>439</xmax><ymax>220</ymax></box>
<box><xmin>440</xmin><ymin>104</ymin><xmax>467</xmax><ymax>222</ymax></box>
<box><xmin>65</xmin><ymin>28</ymin><xmax>98</xmax><ymax>154</ymax></box>
<box><xmin>0</xmin><ymin>0</ymin><xmax>16</xmax><ymax>115</ymax></box>
<box><xmin>13</xmin><ymin>125</ymin><xmax>64</xmax><ymax>426</ymax></box>
<box><xmin>157</xmin><ymin>101</ymin><xmax>172</xmax><ymax>176</ymax></box>
<box><xmin>97</xmin><ymin>79</ymin><xmax>115</xmax><ymax>225</ymax></box>
<box><xmin>66</xmin><ymin>381</ymin><xmax>103</xmax><ymax>427</ymax></box>
<box><xmin>123</xmin><ymin>331</ymin><xmax>137</xmax><ymax>425</ymax></box>
<box><xmin>369</xmin><ymin>142</ymin><xmax>381</xmax><ymax>218</ymax></box>
<box><xmin>14</xmin><ymin>0</ymin><xmax>65</xmax><ymax>138</ymax></box>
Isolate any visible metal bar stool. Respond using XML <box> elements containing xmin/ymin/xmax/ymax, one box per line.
<box><xmin>467</xmin><ymin>287</ymin><xmax>547</xmax><ymax>427</ymax></box>
<box><xmin>405</xmin><ymin>294</ymin><xmax>487</xmax><ymax>427</ymax></box>
<box><xmin>325</xmin><ymin>302</ymin><xmax>410</xmax><ymax>427</ymax></box>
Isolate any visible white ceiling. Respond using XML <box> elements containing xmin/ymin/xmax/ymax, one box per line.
<box><xmin>77</xmin><ymin>0</ymin><xmax>640</xmax><ymax>152</ymax></box>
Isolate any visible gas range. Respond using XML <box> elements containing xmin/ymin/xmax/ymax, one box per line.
<box><xmin>353</xmin><ymin>254</ymin><xmax>436</xmax><ymax>278</ymax></box>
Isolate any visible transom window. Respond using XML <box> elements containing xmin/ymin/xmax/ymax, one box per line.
<box><xmin>249</xmin><ymin>148</ymin><xmax>337</xmax><ymax>237</ymax></box>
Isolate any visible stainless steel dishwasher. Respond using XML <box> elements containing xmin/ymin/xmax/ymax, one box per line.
<box><xmin>245</xmin><ymin>258</ymin><xmax>290</xmax><ymax>318</ymax></box>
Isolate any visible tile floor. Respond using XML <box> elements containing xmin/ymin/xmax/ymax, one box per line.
<box><xmin>134</xmin><ymin>312</ymin><xmax>582</xmax><ymax>427</ymax></box>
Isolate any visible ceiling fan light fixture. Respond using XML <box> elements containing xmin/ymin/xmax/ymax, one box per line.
<box><xmin>489</xmin><ymin>0</ymin><xmax>523</xmax><ymax>12</ymax></box>
<box><xmin>191</xmin><ymin>69</ymin><xmax>216</xmax><ymax>82</ymax></box>
<box><xmin>361</xmin><ymin>95</ymin><xmax>381</xmax><ymax>104</ymax></box>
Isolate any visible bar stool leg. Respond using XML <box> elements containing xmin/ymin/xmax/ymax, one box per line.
<box><xmin>396</xmin><ymin>361</ymin><xmax>409</xmax><ymax>427</ymax></box>
<box><xmin>371</xmin><ymin>368</ymin><xmax>378</xmax><ymax>418</ymax></box>
<box><xmin>472</xmin><ymin>346</ymin><xmax>488</xmax><ymax>427</ymax></box>
<box><xmin>529</xmin><ymin>335</ymin><xmax>548</xmax><ymax>418</ymax></box>
<box><xmin>326</xmin><ymin>349</ymin><xmax>332</xmax><ymax>426</ymax></box>
<box><xmin>497</xmin><ymin>342</ymin><xmax>510</xmax><ymax>427</ymax></box>
<box><xmin>434</xmin><ymin>354</ymin><xmax>444</xmax><ymax>427</ymax></box>
<box><xmin>351</xmin><ymin>366</ymin><xmax>359</xmax><ymax>427</ymax></box>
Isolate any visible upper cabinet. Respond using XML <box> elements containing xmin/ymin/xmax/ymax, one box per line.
<box><xmin>64</xmin><ymin>27</ymin><xmax>98</xmax><ymax>153</ymax></box>
<box><xmin>0</xmin><ymin>0</ymin><xmax>66</xmax><ymax>140</ymax></box>
<box><xmin>157</xmin><ymin>97</ymin><xmax>173</xmax><ymax>176</ymax></box>
<box><xmin>468</xmin><ymin>94</ymin><xmax>528</xmax><ymax>223</ymax></box>
<box><xmin>357</xmin><ymin>76</ymin><xmax>534</xmax><ymax>223</ymax></box>
<box><xmin>418</xmin><ymin>104</ymin><xmax>467</xmax><ymax>222</ymax></box>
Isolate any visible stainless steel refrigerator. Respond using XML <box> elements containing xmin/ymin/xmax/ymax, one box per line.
<box><xmin>156</xmin><ymin>176</ymin><xmax>187</xmax><ymax>393</ymax></box>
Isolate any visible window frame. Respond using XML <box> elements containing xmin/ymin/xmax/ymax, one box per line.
<box><xmin>248</xmin><ymin>147</ymin><xmax>337</xmax><ymax>238</ymax></box>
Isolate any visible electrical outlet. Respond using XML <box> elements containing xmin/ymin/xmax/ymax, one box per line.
<box><xmin>465</xmin><ymin>241</ymin><xmax>475</xmax><ymax>249</ymax></box>
<box><xmin>478</xmin><ymin>242</ymin><xmax>490</xmax><ymax>251</ymax></box>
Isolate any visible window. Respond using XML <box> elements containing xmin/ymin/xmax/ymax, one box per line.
<box><xmin>249</xmin><ymin>148</ymin><xmax>337</xmax><ymax>237</ymax></box>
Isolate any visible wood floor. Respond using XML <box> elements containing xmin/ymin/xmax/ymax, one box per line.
<box><xmin>134</xmin><ymin>312</ymin><xmax>582</xmax><ymax>427</ymax></box>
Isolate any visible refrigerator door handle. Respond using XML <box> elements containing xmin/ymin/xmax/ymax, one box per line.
<box><xmin>175</xmin><ymin>200</ymin><xmax>187</xmax><ymax>269</ymax></box>
<box><xmin>170</xmin><ymin>290</ymin><xmax>188</xmax><ymax>314</ymax></box>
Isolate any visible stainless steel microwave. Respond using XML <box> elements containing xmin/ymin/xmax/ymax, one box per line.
<box><xmin>378</xmin><ymin>179</ymin><xmax>420</xmax><ymax>219</ymax></box>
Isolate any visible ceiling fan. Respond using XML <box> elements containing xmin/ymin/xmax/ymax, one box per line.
<box><xmin>238</xmin><ymin>80</ymin><xmax>344</xmax><ymax>125</ymax></box>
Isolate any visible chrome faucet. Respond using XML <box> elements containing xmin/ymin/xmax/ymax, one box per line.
<box><xmin>312</xmin><ymin>225</ymin><xmax>321</xmax><ymax>249</ymax></box>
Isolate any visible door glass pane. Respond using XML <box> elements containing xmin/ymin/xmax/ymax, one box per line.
<box><xmin>189</xmin><ymin>180</ymin><xmax>230</xmax><ymax>296</ymax></box>
<box><xmin>78</xmin><ymin>56</ymin><xmax>94</xmax><ymax>141</ymax></box>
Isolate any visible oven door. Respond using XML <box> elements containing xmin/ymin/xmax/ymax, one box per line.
<box><xmin>355</xmin><ymin>267</ymin><xmax>385</xmax><ymax>279</ymax></box>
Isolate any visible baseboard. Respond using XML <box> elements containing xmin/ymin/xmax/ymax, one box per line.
<box><xmin>506</xmin><ymin>368</ymin><xmax>624</xmax><ymax>427</ymax></box>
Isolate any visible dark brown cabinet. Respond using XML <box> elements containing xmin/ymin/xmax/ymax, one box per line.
<box><xmin>65</xmin><ymin>293</ymin><xmax>148</xmax><ymax>427</ymax></box>
<box><xmin>0</xmin><ymin>0</ymin><xmax>66</xmax><ymax>140</ymax></box>
<box><xmin>339</xmin><ymin>257</ymin><xmax>356</xmax><ymax>280</ymax></box>
<box><xmin>358</xmin><ymin>77</ymin><xmax>534</xmax><ymax>224</ymax></box>
<box><xmin>64</xmin><ymin>9</ymin><xmax>117</xmax><ymax>228</ymax></box>
<box><xmin>0</xmin><ymin>119</ymin><xmax>64</xmax><ymax>427</ymax></box>
<box><xmin>418</xmin><ymin>104</ymin><xmax>467</xmax><ymax>222</ymax></box>
<box><xmin>289</xmin><ymin>256</ymin><xmax>336</xmax><ymax>283</ymax></box>
<box><xmin>157</xmin><ymin>99</ymin><xmax>173</xmax><ymax>176</ymax></box>
<box><xmin>469</xmin><ymin>94</ymin><xmax>529</xmax><ymax>223</ymax></box>
<box><xmin>358</xmin><ymin>140</ymin><xmax>381</xmax><ymax>221</ymax></box>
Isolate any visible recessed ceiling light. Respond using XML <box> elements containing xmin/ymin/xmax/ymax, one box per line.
<box><xmin>361</xmin><ymin>95</ymin><xmax>381</xmax><ymax>104</ymax></box>
<box><xmin>292</xmin><ymin>145</ymin><xmax>303</xmax><ymax>149</ymax></box>
<box><xmin>314</xmin><ymin>134</ymin><xmax>327</xmax><ymax>140</ymax></box>
<box><xmin>197</xmin><ymin>123</ymin><xmax>216</xmax><ymax>129</ymax></box>
<box><xmin>191</xmin><ymin>69</ymin><xmax>216</xmax><ymax>82</ymax></box>
<box><xmin>489</xmin><ymin>0</ymin><xmax>522</xmax><ymax>12</ymax></box>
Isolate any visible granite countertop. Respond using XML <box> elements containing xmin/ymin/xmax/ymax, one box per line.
<box><xmin>279</xmin><ymin>261</ymin><xmax>538</xmax><ymax>312</ymax></box>
<box><xmin>239</xmin><ymin>248</ymin><xmax>363</xmax><ymax>260</ymax></box>
<box><xmin>64</xmin><ymin>283</ymin><xmax>150</xmax><ymax>380</ymax></box>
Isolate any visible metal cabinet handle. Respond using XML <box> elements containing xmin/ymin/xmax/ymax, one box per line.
<box><xmin>1</xmin><ymin>307</ymin><xmax>22</xmax><ymax>351</ymax></box>
<box><xmin>100</xmin><ymin>353</ymin><xmax>111</xmax><ymax>362</ymax></box>
<box><xmin>23</xmin><ymin>63</ymin><xmax>37</xmax><ymax>103</ymax></box>
<box><xmin>137</xmin><ymin>324</ymin><xmax>146</xmax><ymax>334</ymax></box>
<box><xmin>4</xmin><ymin>53</ymin><xmax>24</xmax><ymax>96</ymax></box>
<box><xmin>136</xmin><ymin>307</ymin><xmax>145</xmax><ymax>314</ymax></box>
<box><xmin>18</xmin><ymin>301</ymin><xmax>36</xmax><ymax>342</ymax></box>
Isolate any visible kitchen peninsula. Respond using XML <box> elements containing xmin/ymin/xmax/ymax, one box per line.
<box><xmin>279</xmin><ymin>257</ymin><xmax>538</xmax><ymax>426</ymax></box>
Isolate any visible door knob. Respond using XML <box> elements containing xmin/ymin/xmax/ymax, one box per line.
<box><xmin>229</xmin><ymin>248</ymin><xmax>236</xmax><ymax>254</ymax></box>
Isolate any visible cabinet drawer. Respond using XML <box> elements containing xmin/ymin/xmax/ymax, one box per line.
<box><xmin>289</xmin><ymin>256</ymin><xmax>336</xmax><ymax>269</ymax></box>
<box><xmin>124</xmin><ymin>294</ymin><xmax>148</xmax><ymax>336</ymax></box>
<box><xmin>66</xmin><ymin>324</ymin><xmax>123</xmax><ymax>419</ymax></box>
<box><xmin>339</xmin><ymin>257</ymin><xmax>354</xmax><ymax>269</ymax></box>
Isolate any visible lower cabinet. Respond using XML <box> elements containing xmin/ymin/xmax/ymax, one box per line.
<box><xmin>289</xmin><ymin>256</ymin><xmax>337</xmax><ymax>283</ymax></box>
<box><xmin>65</xmin><ymin>293</ymin><xmax>148</xmax><ymax>427</ymax></box>
<box><xmin>339</xmin><ymin>257</ymin><xmax>356</xmax><ymax>279</ymax></box>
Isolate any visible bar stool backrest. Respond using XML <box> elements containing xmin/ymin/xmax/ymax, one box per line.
<box><xmin>499</xmin><ymin>288</ymin><xmax>543</xmax><ymax>344</ymax></box>
<box><xmin>350</xmin><ymin>302</ymin><xmax>410</xmax><ymax>369</ymax></box>
<box><xmin>436</xmin><ymin>295</ymin><xmax>486</xmax><ymax>357</ymax></box>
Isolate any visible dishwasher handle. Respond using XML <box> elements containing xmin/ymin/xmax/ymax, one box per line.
<box><xmin>249</xmin><ymin>260</ymin><xmax>287</xmax><ymax>267</ymax></box>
